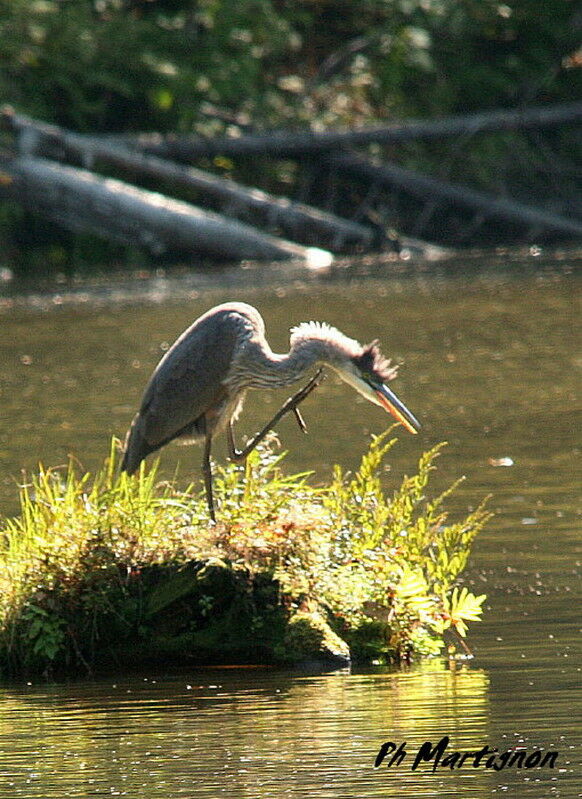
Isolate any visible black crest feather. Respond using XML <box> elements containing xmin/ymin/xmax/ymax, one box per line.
<box><xmin>352</xmin><ymin>340</ymin><xmax>399</xmax><ymax>383</ymax></box>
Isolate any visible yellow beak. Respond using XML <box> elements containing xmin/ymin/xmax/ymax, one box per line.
<box><xmin>373</xmin><ymin>383</ymin><xmax>420</xmax><ymax>434</ymax></box>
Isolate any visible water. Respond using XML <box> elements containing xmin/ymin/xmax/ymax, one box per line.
<box><xmin>0</xmin><ymin>663</ymin><xmax>578</xmax><ymax>797</ymax></box>
<box><xmin>0</xmin><ymin>254</ymin><xmax>580</xmax><ymax>797</ymax></box>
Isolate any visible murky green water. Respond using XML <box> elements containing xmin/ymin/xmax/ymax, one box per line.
<box><xmin>0</xmin><ymin>663</ymin><xmax>577</xmax><ymax>798</ymax></box>
<box><xmin>0</xmin><ymin>255</ymin><xmax>580</xmax><ymax>797</ymax></box>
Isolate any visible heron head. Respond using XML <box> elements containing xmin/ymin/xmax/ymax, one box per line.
<box><xmin>340</xmin><ymin>341</ymin><xmax>421</xmax><ymax>434</ymax></box>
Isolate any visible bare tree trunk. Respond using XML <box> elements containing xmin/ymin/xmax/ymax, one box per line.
<box><xmin>326</xmin><ymin>152</ymin><xmax>582</xmax><ymax>238</ymax></box>
<box><xmin>1</xmin><ymin>109</ymin><xmax>374</xmax><ymax>251</ymax></box>
<box><xmin>0</xmin><ymin>156</ymin><xmax>332</xmax><ymax>262</ymax></box>
<box><xmin>118</xmin><ymin>102</ymin><xmax>582</xmax><ymax>160</ymax></box>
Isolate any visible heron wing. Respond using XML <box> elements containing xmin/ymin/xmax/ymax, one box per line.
<box><xmin>122</xmin><ymin>308</ymin><xmax>245</xmax><ymax>472</ymax></box>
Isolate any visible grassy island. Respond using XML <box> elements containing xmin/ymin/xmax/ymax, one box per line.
<box><xmin>0</xmin><ymin>432</ymin><xmax>490</xmax><ymax>677</ymax></box>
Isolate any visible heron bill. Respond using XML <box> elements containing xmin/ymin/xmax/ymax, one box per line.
<box><xmin>374</xmin><ymin>383</ymin><xmax>421</xmax><ymax>434</ymax></box>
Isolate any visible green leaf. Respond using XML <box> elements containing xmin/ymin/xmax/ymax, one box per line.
<box><xmin>445</xmin><ymin>587</ymin><xmax>487</xmax><ymax>636</ymax></box>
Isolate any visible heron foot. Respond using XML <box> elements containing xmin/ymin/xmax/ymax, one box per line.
<box><xmin>288</xmin><ymin>368</ymin><xmax>325</xmax><ymax>433</ymax></box>
<box><xmin>293</xmin><ymin>407</ymin><xmax>307</xmax><ymax>433</ymax></box>
<box><xmin>227</xmin><ymin>368</ymin><xmax>325</xmax><ymax>462</ymax></box>
<box><xmin>265</xmin><ymin>367</ymin><xmax>324</xmax><ymax>437</ymax></box>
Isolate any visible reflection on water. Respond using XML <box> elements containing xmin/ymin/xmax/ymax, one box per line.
<box><xmin>0</xmin><ymin>255</ymin><xmax>580</xmax><ymax>797</ymax></box>
<box><xmin>0</xmin><ymin>666</ymin><xmax>489</xmax><ymax>798</ymax></box>
<box><xmin>0</xmin><ymin>661</ymin><xmax>577</xmax><ymax>798</ymax></box>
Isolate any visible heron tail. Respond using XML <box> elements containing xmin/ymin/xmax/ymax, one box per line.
<box><xmin>120</xmin><ymin>413</ymin><xmax>155</xmax><ymax>475</ymax></box>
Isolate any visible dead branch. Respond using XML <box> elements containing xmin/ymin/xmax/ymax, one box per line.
<box><xmin>325</xmin><ymin>151</ymin><xmax>582</xmax><ymax>238</ymax></box>
<box><xmin>0</xmin><ymin>156</ymin><xmax>330</xmax><ymax>262</ymax></box>
<box><xmin>1</xmin><ymin>108</ymin><xmax>374</xmax><ymax>251</ymax></box>
<box><xmin>121</xmin><ymin>102</ymin><xmax>582</xmax><ymax>160</ymax></box>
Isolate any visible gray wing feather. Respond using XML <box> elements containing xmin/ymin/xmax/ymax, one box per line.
<box><xmin>122</xmin><ymin>306</ymin><xmax>250</xmax><ymax>473</ymax></box>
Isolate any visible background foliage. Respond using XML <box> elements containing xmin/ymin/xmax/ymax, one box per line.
<box><xmin>2</xmin><ymin>0</ymin><xmax>580</xmax><ymax>131</ymax></box>
<box><xmin>1</xmin><ymin>0</ymin><xmax>581</xmax><ymax>267</ymax></box>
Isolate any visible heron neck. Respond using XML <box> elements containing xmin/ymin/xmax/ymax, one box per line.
<box><xmin>235</xmin><ymin>337</ymin><xmax>336</xmax><ymax>389</ymax></box>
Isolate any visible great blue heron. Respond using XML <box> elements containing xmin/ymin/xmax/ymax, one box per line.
<box><xmin>121</xmin><ymin>302</ymin><xmax>420</xmax><ymax>521</ymax></box>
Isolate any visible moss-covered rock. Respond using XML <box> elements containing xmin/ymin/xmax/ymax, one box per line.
<box><xmin>281</xmin><ymin>610</ymin><xmax>351</xmax><ymax>667</ymax></box>
<box><xmin>90</xmin><ymin>563</ymin><xmax>354</xmax><ymax>671</ymax></box>
<box><xmin>96</xmin><ymin>560</ymin><xmax>290</xmax><ymax>670</ymax></box>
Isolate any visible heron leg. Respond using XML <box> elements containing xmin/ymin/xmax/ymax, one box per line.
<box><xmin>227</xmin><ymin>368</ymin><xmax>324</xmax><ymax>462</ymax></box>
<box><xmin>201</xmin><ymin>432</ymin><xmax>216</xmax><ymax>523</ymax></box>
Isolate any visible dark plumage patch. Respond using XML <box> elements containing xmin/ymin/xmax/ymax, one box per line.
<box><xmin>352</xmin><ymin>340</ymin><xmax>399</xmax><ymax>383</ymax></box>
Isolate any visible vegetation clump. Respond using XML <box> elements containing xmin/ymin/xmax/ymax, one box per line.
<box><xmin>0</xmin><ymin>432</ymin><xmax>491</xmax><ymax>676</ymax></box>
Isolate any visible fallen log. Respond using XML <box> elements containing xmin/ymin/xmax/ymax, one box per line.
<box><xmin>123</xmin><ymin>102</ymin><xmax>582</xmax><ymax>160</ymax></box>
<box><xmin>1</xmin><ymin>108</ymin><xmax>374</xmax><ymax>251</ymax></box>
<box><xmin>325</xmin><ymin>152</ymin><xmax>582</xmax><ymax>238</ymax></box>
<box><xmin>0</xmin><ymin>156</ymin><xmax>332</xmax><ymax>263</ymax></box>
